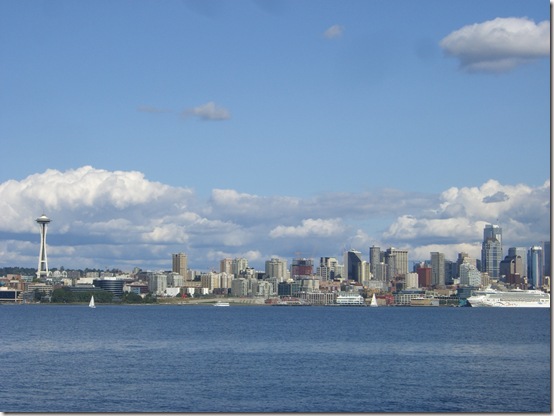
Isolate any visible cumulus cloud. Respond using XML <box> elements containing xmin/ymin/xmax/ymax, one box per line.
<box><xmin>183</xmin><ymin>101</ymin><xmax>231</xmax><ymax>121</ymax></box>
<box><xmin>383</xmin><ymin>179</ymin><xmax>550</xmax><ymax>258</ymax></box>
<box><xmin>269</xmin><ymin>218</ymin><xmax>344</xmax><ymax>238</ymax></box>
<box><xmin>440</xmin><ymin>17</ymin><xmax>550</xmax><ymax>72</ymax></box>
<box><xmin>324</xmin><ymin>24</ymin><xmax>344</xmax><ymax>39</ymax></box>
<box><xmin>0</xmin><ymin>167</ymin><xmax>549</xmax><ymax>270</ymax></box>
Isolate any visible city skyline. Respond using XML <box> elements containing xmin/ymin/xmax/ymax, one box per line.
<box><xmin>0</xmin><ymin>0</ymin><xmax>549</xmax><ymax>271</ymax></box>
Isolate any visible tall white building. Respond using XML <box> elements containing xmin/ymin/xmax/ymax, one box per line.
<box><xmin>317</xmin><ymin>257</ymin><xmax>339</xmax><ymax>280</ymax></box>
<box><xmin>405</xmin><ymin>272</ymin><xmax>419</xmax><ymax>289</ymax></box>
<box><xmin>459</xmin><ymin>262</ymin><xmax>482</xmax><ymax>287</ymax></box>
<box><xmin>232</xmin><ymin>258</ymin><xmax>248</xmax><ymax>276</ymax></box>
<box><xmin>265</xmin><ymin>258</ymin><xmax>288</xmax><ymax>281</ymax></box>
<box><xmin>385</xmin><ymin>248</ymin><xmax>409</xmax><ymax>278</ymax></box>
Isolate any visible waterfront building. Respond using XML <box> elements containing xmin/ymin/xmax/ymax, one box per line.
<box><xmin>335</xmin><ymin>292</ymin><xmax>364</xmax><ymax>305</ymax></box>
<box><xmin>255</xmin><ymin>280</ymin><xmax>273</xmax><ymax>298</ymax></box>
<box><xmin>147</xmin><ymin>273</ymin><xmax>167</xmax><ymax>296</ymax></box>
<box><xmin>481</xmin><ymin>224</ymin><xmax>503</xmax><ymax>278</ymax></box>
<box><xmin>299</xmin><ymin>291</ymin><xmax>335</xmax><ymax>305</ymax></box>
<box><xmin>528</xmin><ymin>246</ymin><xmax>544</xmax><ymax>289</ymax></box>
<box><xmin>94</xmin><ymin>277</ymin><xmax>125</xmax><ymax>298</ymax></box>
<box><xmin>172</xmin><ymin>253</ymin><xmax>188</xmax><ymax>279</ymax></box>
<box><xmin>167</xmin><ymin>272</ymin><xmax>184</xmax><ymax>287</ymax></box>
<box><xmin>343</xmin><ymin>250</ymin><xmax>363</xmax><ymax>282</ymax></box>
<box><xmin>394</xmin><ymin>289</ymin><xmax>427</xmax><ymax>306</ymax></box>
<box><xmin>0</xmin><ymin>287</ymin><xmax>22</xmax><ymax>303</ymax></box>
<box><xmin>277</xmin><ymin>280</ymin><xmax>300</xmax><ymax>297</ymax></box>
<box><xmin>36</xmin><ymin>214</ymin><xmax>51</xmax><ymax>279</ymax></box>
<box><xmin>430</xmin><ymin>252</ymin><xmax>445</xmax><ymax>287</ymax></box>
<box><xmin>265</xmin><ymin>258</ymin><xmax>288</xmax><ymax>281</ymax></box>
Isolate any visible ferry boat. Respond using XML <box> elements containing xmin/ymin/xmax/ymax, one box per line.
<box><xmin>213</xmin><ymin>301</ymin><xmax>230</xmax><ymax>307</ymax></box>
<box><xmin>467</xmin><ymin>288</ymin><xmax>550</xmax><ymax>308</ymax></box>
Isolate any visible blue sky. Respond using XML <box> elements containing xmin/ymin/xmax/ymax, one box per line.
<box><xmin>0</xmin><ymin>0</ymin><xmax>550</xmax><ymax>271</ymax></box>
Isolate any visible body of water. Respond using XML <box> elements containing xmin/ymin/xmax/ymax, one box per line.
<box><xmin>0</xmin><ymin>304</ymin><xmax>550</xmax><ymax>412</ymax></box>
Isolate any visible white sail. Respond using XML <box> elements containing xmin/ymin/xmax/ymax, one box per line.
<box><xmin>89</xmin><ymin>295</ymin><xmax>96</xmax><ymax>308</ymax></box>
<box><xmin>370</xmin><ymin>293</ymin><xmax>378</xmax><ymax>307</ymax></box>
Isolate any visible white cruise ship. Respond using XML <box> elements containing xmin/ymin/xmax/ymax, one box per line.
<box><xmin>467</xmin><ymin>288</ymin><xmax>550</xmax><ymax>308</ymax></box>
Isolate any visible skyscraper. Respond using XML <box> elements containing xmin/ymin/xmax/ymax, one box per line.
<box><xmin>317</xmin><ymin>257</ymin><xmax>338</xmax><ymax>281</ymax></box>
<box><xmin>172</xmin><ymin>253</ymin><xmax>188</xmax><ymax>279</ymax></box>
<box><xmin>369</xmin><ymin>246</ymin><xmax>381</xmax><ymax>275</ymax></box>
<box><xmin>430</xmin><ymin>252</ymin><xmax>445</xmax><ymax>287</ymax></box>
<box><xmin>36</xmin><ymin>214</ymin><xmax>51</xmax><ymax>279</ymax></box>
<box><xmin>344</xmin><ymin>250</ymin><xmax>363</xmax><ymax>282</ymax></box>
<box><xmin>542</xmin><ymin>241</ymin><xmax>551</xmax><ymax>278</ymax></box>
<box><xmin>528</xmin><ymin>246</ymin><xmax>544</xmax><ymax>289</ymax></box>
<box><xmin>220</xmin><ymin>258</ymin><xmax>233</xmax><ymax>274</ymax></box>
<box><xmin>232</xmin><ymin>258</ymin><xmax>249</xmax><ymax>276</ymax></box>
<box><xmin>508</xmin><ymin>247</ymin><xmax>528</xmax><ymax>278</ymax></box>
<box><xmin>291</xmin><ymin>258</ymin><xmax>313</xmax><ymax>279</ymax></box>
<box><xmin>265</xmin><ymin>257</ymin><xmax>288</xmax><ymax>281</ymax></box>
<box><xmin>481</xmin><ymin>224</ymin><xmax>503</xmax><ymax>279</ymax></box>
<box><xmin>385</xmin><ymin>248</ymin><xmax>408</xmax><ymax>277</ymax></box>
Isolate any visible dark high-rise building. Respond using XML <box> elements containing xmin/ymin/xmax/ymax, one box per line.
<box><xmin>430</xmin><ymin>252</ymin><xmax>445</xmax><ymax>287</ymax></box>
<box><xmin>528</xmin><ymin>246</ymin><xmax>544</xmax><ymax>289</ymax></box>
<box><xmin>481</xmin><ymin>224</ymin><xmax>502</xmax><ymax>278</ymax></box>
<box><xmin>344</xmin><ymin>250</ymin><xmax>363</xmax><ymax>282</ymax></box>
<box><xmin>543</xmin><ymin>241</ymin><xmax>551</xmax><ymax>278</ymax></box>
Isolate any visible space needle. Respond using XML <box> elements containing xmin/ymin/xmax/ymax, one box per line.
<box><xmin>36</xmin><ymin>214</ymin><xmax>51</xmax><ymax>279</ymax></box>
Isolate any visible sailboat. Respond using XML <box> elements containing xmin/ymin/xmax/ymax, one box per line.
<box><xmin>89</xmin><ymin>295</ymin><xmax>96</xmax><ymax>309</ymax></box>
<box><xmin>370</xmin><ymin>293</ymin><xmax>378</xmax><ymax>307</ymax></box>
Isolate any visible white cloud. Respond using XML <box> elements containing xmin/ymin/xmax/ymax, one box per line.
<box><xmin>384</xmin><ymin>179</ymin><xmax>550</xmax><ymax>249</ymax></box>
<box><xmin>0</xmin><ymin>167</ymin><xmax>549</xmax><ymax>270</ymax></box>
<box><xmin>183</xmin><ymin>101</ymin><xmax>231</xmax><ymax>121</ymax></box>
<box><xmin>440</xmin><ymin>17</ymin><xmax>550</xmax><ymax>72</ymax></box>
<box><xmin>269</xmin><ymin>218</ymin><xmax>344</xmax><ymax>238</ymax></box>
<box><xmin>324</xmin><ymin>24</ymin><xmax>344</xmax><ymax>39</ymax></box>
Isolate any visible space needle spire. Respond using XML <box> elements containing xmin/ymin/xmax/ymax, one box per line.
<box><xmin>36</xmin><ymin>214</ymin><xmax>51</xmax><ymax>279</ymax></box>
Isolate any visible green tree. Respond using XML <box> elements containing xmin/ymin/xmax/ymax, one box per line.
<box><xmin>122</xmin><ymin>292</ymin><xmax>143</xmax><ymax>304</ymax></box>
<box><xmin>51</xmin><ymin>288</ymin><xmax>76</xmax><ymax>303</ymax></box>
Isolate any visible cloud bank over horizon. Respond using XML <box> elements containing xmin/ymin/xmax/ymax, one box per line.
<box><xmin>0</xmin><ymin>166</ymin><xmax>549</xmax><ymax>271</ymax></box>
